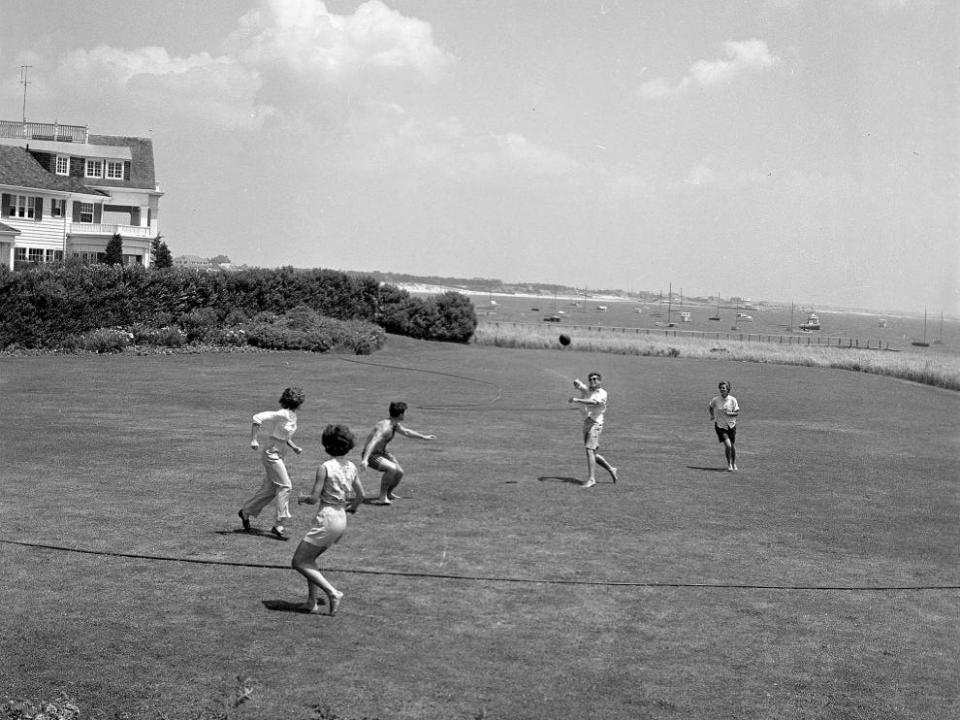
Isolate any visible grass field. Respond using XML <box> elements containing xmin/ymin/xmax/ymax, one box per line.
<box><xmin>1</xmin><ymin>337</ymin><xmax>958</xmax><ymax>719</ymax></box>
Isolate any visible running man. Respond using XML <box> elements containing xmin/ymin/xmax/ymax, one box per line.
<box><xmin>708</xmin><ymin>380</ymin><xmax>740</xmax><ymax>471</ymax></box>
<box><xmin>569</xmin><ymin>372</ymin><xmax>618</xmax><ymax>487</ymax></box>
<box><xmin>360</xmin><ymin>401</ymin><xmax>436</xmax><ymax>505</ymax></box>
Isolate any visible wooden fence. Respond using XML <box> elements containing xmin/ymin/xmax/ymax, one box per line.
<box><xmin>480</xmin><ymin>321</ymin><xmax>893</xmax><ymax>351</ymax></box>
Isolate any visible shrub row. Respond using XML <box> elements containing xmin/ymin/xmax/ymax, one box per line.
<box><xmin>18</xmin><ymin>304</ymin><xmax>385</xmax><ymax>356</ymax></box>
<box><xmin>0</xmin><ymin>263</ymin><xmax>476</xmax><ymax>350</ymax></box>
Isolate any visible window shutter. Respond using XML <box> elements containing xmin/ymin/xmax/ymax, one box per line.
<box><xmin>94</xmin><ymin>205</ymin><xmax>102</xmax><ymax>224</ymax></box>
<box><xmin>72</xmin><ymin>201</ymin><xmax>81</xmax><ymax>222</ymax></box>
<box><xmin>35</xmin><ymin>197</ymin><xmax>43</xmax><ymax>221</ymax></box>
<box><xmin>1</xmin><ymin>194</ymin><xmax>9</xmax><ymax>217</ymax></box>
<box><xmin>124</xmin><ymin>161</ymin><xmax>131</xmax><ymax>180</ymax></box>
<box><xmin>71</xmin><ymin>157</ymin><xmax>83</xmax><ymax>177</ymax></box>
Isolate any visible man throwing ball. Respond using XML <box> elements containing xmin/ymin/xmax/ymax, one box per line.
<box><xmin>360</xmin><ymin>401</ymin><xmax>436</xmax><ymax>505</ymax></box>
<box><xmin>708</xmin><ymin>380</ymin><xmax>740</xmax><ymax>471</ymax></box>
<box><xmin>569</xmin><ymin>372</ymin><xmax>618</xmax><ymax>488</ymax></box>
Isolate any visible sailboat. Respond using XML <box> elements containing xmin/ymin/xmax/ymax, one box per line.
<box><xmin>911</xmin><ymin>309</ymin><xmax>930</xmax><ymax>347</ymax></box>
<box><xmin>708</xmin><ymin>293</ymin><xmax>721</xmax><ymax>321</ymax></box>
<box><xmin>655</xmin><ymin>283</ymin><xmax>677</xmax><ymax>327</ymax></box>
<box><xmin>933</xmin><ymin>312</ymin><xmax>944</xmax><ymax>345</ymax></box>
<box><xmin>731</xmin><ymin>298</ymin><xmax>740</xmax><ymax>330</ymax></box>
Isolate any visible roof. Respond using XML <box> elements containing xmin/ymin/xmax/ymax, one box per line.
<box><xmin>0</xmin><ymin>220</ymin><xmax>20</xmax><ymax>235</ymax></box>
<box><xmin>0</xmin><ymin>146</ymin><xmax>107</xmax><ymax>197</ymax></box>
<box><xmin>0</xmin><ymin>137</ymin><xmax>131</xmax><ymax>160</ymax></box>
<box><xmin>87</xmin><ymin>134</ymin><xmax>156</xmax><ymax>190</ymax></box>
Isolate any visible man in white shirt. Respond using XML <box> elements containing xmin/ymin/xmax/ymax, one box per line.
<box><xmin>569</xmin><ymin>372</ymin><xmax>619</xmax><ymax>488</ymax></box>
<box><xmin>708</xmin><ymin>380</ymin><xmax>740</xmax><ymax>471</ymax></box>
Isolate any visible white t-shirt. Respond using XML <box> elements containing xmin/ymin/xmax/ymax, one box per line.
<box><xmin>580</xmin><ymin>387</ymin><xmax>607</xmax><ymax>424</ymax></box>
<box><xmin>710</xmin><ymin>394</ymin><xmax>739</xmax><ymax>428</ymax></box>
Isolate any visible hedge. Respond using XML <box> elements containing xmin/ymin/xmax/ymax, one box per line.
<box><xmin>0</xmin><ymin>263</ymin><xmax>476</xmax><ymax>350</ymax></box>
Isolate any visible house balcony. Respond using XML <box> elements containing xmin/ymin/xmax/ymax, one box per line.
<box><xmin>69</xmin><ymin>223</ymin><xmax>155</xmax><ymax>239</ymax></box>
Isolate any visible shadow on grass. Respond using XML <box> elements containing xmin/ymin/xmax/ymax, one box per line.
<box><xmin>262</xmin><ymin>599</ymin><xmax>326</xmax><ymax>613</ymax></box>
<box><xmin>686</xmin><ymin>465</ymin><xmax>730</xmax><ymax>472</ymax></box>
<box><xmin>214</xmin><ymin>528</ymin><xmax>290</xmax><ymax>540</ymax></box>
<box><xmin>537</xmin><ymin>475</ymin><xmax>583</xmax><ymax>484</ymax></box>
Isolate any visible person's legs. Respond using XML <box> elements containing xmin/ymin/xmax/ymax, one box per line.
<box><xmin>373</xmin><ymin>457</ymin><xmax>404</xmax><ymax>504</ymax></box>
<box><xmin>595</xmin><ymin>452</ymin><xmax>618</xmax><ymax>482</ymax></box>
<box><xmin>292</xmin><ymin>541</ymin><xmax>342</xmax><ymax>615</ymax></box>
<box><xmin>583</xmin><ymin>448</ymin><xmax>597</xmax><ymax>487</ymax></box>
<box><xmin>240</xmin><ymin>474</ymin><xmax>276</xmax><ymax>524</ymax></box>
<box><xmin>386</xmin><ymin>462</ymin><xmax>405</xmax><ymax>500</ymax></box>
<box><xmin>260</xmin><ymin>453</ymin><xmax>293</xmax><ymax>535</ymax></box>
<box><xmin>723</xmin><ymin>438</ymin><xmax>734</xmax><ymax>470</ymax></box>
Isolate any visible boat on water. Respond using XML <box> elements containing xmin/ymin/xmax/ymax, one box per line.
<box><xmin>911</xmin><ymin>309</ymin><xmax>930</xmax><ymax>347</ymax></box>
<box><xmin>799</xmin><ymin>312</ymin><xmax>821</xmax><ymax>331</ymax></box>
<box><xmin>737</xmin><ymin>312</ymin><xmax>754</xmax><ymax>322</ymax></box>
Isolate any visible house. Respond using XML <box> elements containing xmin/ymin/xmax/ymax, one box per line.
<box><xmin>0</xmin><ymin>119</ymin><xmax>162</xmax><ymax>269</ymax></box>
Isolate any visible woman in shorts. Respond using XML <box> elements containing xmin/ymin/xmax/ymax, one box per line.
<box><xmin>291</xmin><ymin>424</ymin><xmax>365</xmax><ymax>616</ymax></box>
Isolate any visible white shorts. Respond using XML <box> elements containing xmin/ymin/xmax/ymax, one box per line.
<box><xmin>302</xmin><ymin>505</ymin><xmax>347</xmax><ymax>549</ymax></box>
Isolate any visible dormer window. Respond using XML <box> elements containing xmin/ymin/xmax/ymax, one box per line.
<box><xmin>85</xmin><ymin>159</ymin><xmax>103</xmax><ymax>178</ymax></box>
<box><xmin>56</xmin><ymin>155</ymin><xmax>70</xmax><ymax>176</ymax></box>
<box><xmin>106</xmin><ymin>160</ymin><xmax>124</xmax><ymax>179</ymax></box>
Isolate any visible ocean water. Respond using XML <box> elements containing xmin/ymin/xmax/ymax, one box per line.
<box><xmin>472</xmin><ymin>295</ymin><xmax>959</xmax><ymax>357</ymax></box>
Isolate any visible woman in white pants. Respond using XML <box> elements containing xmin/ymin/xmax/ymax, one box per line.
<box><xmin>238</xmin><ymin>387</ymin><xmax>304</xmax><ymax>540</ymax></box>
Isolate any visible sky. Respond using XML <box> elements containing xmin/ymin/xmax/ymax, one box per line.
<box><xmin>1</xmin><ymin>0</ymin><xmax>957</xmax><ymax>313</ymax></box>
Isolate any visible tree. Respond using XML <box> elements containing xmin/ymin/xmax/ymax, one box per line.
<box><xmin>104</xmin><ymin>233</ymin><xmax>124</xmax><ymax>265</ymax></box>
<box><xmin>209</xmin><ymin>254</ymin><xmax>231</xmax><ymax>265</ymax></box>
<box><xmin>151</xmin><ymin>236</ymin><xmax>173</xmax><ymax>269</ymax></box>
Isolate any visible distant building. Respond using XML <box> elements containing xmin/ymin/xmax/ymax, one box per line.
<box><xmin>173</xmin><ymin>254</ymin><xmax>213</xmax><ymax>269</ymax></box>
<box><xmin>0</xmin><ymin>119</ymin><xmax>162</xmax><ymax>269</ymax></box>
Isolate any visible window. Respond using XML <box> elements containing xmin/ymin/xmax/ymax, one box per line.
<box><xmin>14</xmin><ymin>248</ymin><xmax>26</xmax><ymax>262</ymax></box>
<box><xmin>12</xmin><ymin>195</ymin><xmax>35</xmax><ymax>219</ymax></box>
<box><xmin>106</xmin><ymin>161</ymin><xmax>124</xmax><ymax>179</ymax></box>
<box><xmin>78</xmin><ymin>203</ymin><xmax>94</xmax><ymax>223</ymax></box>
<box><xmin>51</xmin><ymin>199</ymin><xmax>66</xmax><ymax>218</ymax></box>
<box><xmin>85</xmin><ymin>159</ymin><xmax>103</xmax><ymax>178</ymax></box>
<box><xmin>28</xmin><ymin>248</ymin><xmax>44</xmax><ymax>262</ymax></box>
<box><xmin>56</xmin><ymin>155</ymin><xmax>70</xmax><ymax>175</ymax></box>
<box><xmin>46</xmin><ymin>249</ymin><xmax>63</xmax><ymax>262</ymax></box>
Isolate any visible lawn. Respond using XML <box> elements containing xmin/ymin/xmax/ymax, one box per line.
<box><xmin>1</xmin><ymin>338</ymin><xmax>958</xmax><ymax>719</ymax></box>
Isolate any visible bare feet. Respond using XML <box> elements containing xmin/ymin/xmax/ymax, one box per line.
<box><xmin>387</xmin><ymin>492</ymin><xmax>401</xmax><ymax>500</ymax></box>
<box><xmin>328</xmin><ymin>592</ymin><xmax>343</xmax><ymax>616</ymax></box>
<box><xmin>609</xmin><ymin>467</ymin><xmax>618</xmax><ymax>483</ymax></box>
<box><xmin>582</xmin><ymin>478</ymin><xmax>597</xmax><ymax>488</ymax></box>
<box><xmin>297</xmin><ymin>601</ymin><xmax>324</xmax><ymax>614</ymax></box>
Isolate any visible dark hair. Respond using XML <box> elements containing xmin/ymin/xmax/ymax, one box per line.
<box><xmin>388</xmin><ymin>401</ymin><xmax>408</xmax><ymax>418</ymax></box>
<box><xmin>588</xmin><ymin>372</ymin><xmax>602</xmax><ymax>381</ymax></box>
<box><xmin>718</xmin><ymin>380</ymin><xmax>730</xmax><ymax>390</ymax></box>
<box><xmin>321</xmin><ymin>424</ymin><xmax>355</xmax><ymax>457</ymax></box>
<box><xmin>279</xmin><ymin>387</ymin><xmax>305</xmax><ymax>410</ymax></box>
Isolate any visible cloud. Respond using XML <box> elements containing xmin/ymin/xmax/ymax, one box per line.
<box><xmin>676</xmin><ymin>159</ymin><xmax>773</xmax><ymax>189</ymax></box>
<box><xmin>56</xmin><ymin>45</ymin><xmax>270</xmax><ymax>130</ymax></box>
<box><xmin>346</xmin><ymin>108</ymin><xmax>582</xmax><ymax>182</ymax></box>
<box><xmin>229</xmin><ymin>0</ymin><xmax>454</xmax><ymax>84</ymax></box>
<box><xmin>639</xmin><ymin>39</ymin><xmax>778</xmax><ymax>99</ymax></box>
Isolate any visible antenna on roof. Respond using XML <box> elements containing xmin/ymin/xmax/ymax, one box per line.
<box><xmin>19</xmin><ymin>65</ymin><xmax>32</xmax><ymax>126</ymax></box>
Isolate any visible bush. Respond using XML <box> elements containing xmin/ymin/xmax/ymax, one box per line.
<box><xmin>178</xmin><ymin>306</ymin><xmax>220</xmax><ymax>343</ymax></box>
<box><xmin>77</xmin><ymin>327</ymin><xmax>134</xmax><ymax>353</ymax></box>
<box><xmin>0</xmin><ymin>264</ymin><xmax>472</xmax><ymax>349</ymax></box>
